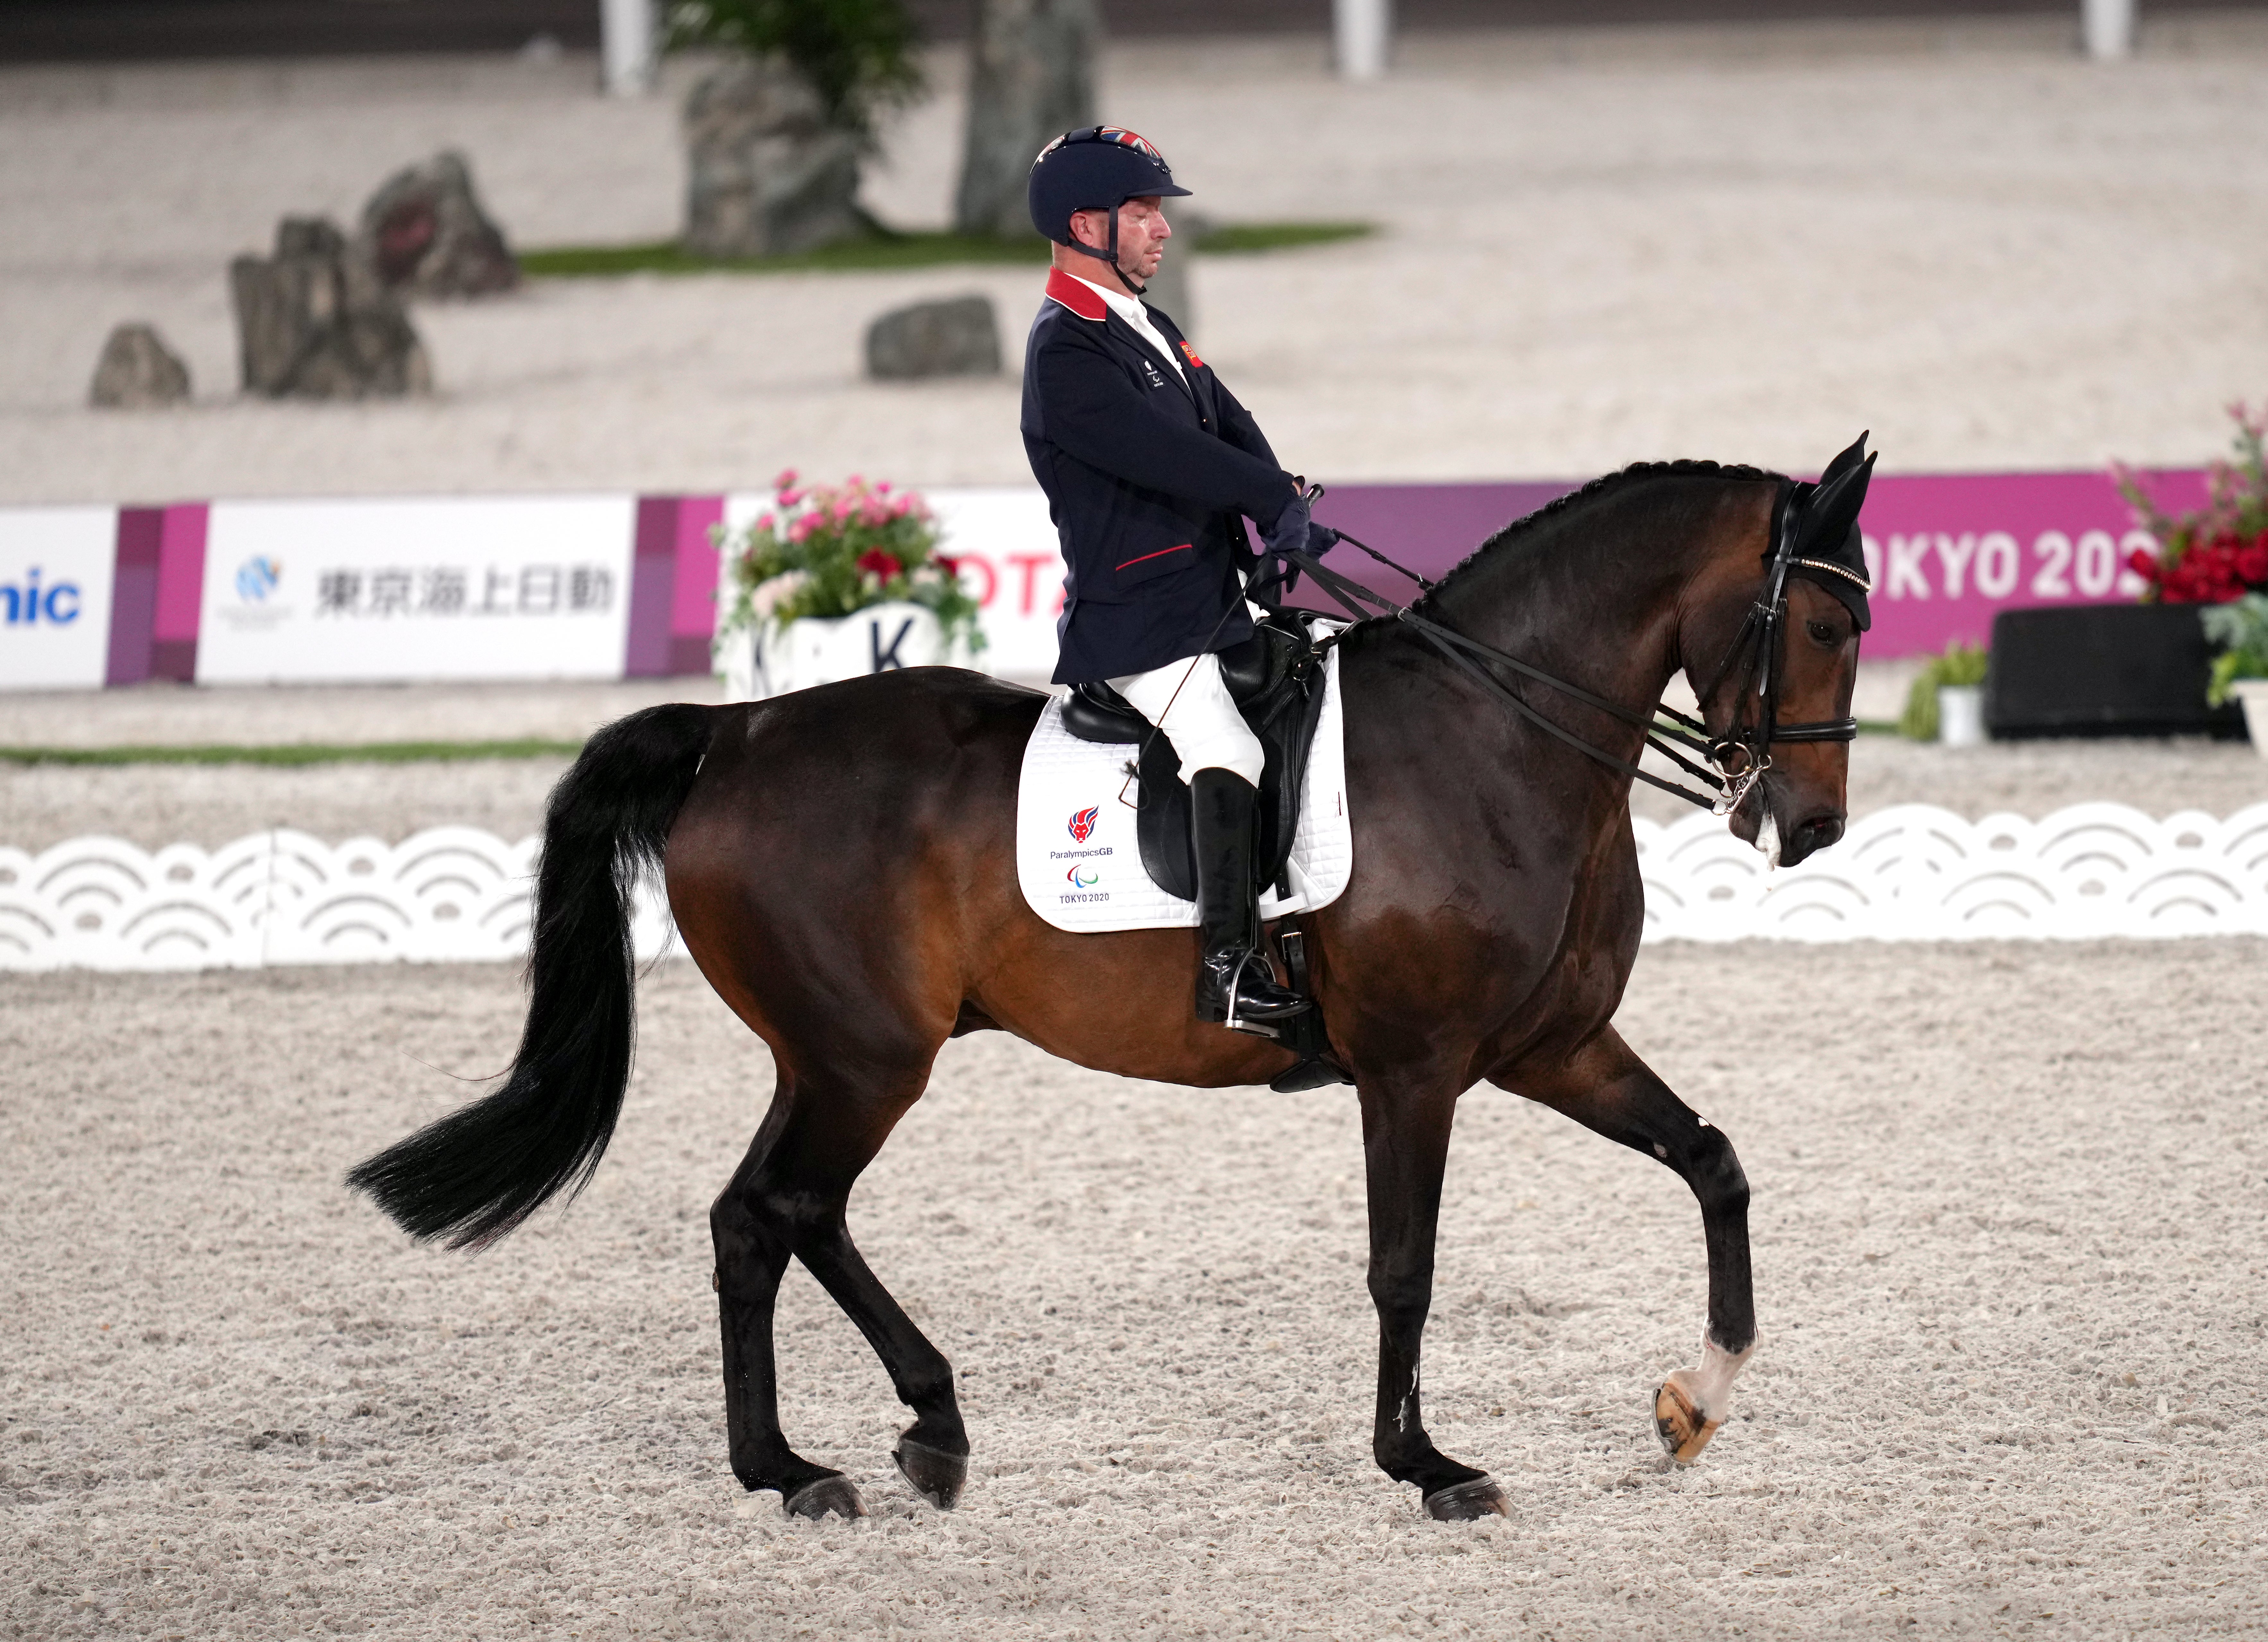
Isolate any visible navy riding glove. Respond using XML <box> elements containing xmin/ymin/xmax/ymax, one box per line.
<box><xmin>1261</xmin><ymin>493</ymin><xmax>1311</xmax><ymax>558</ymax></box>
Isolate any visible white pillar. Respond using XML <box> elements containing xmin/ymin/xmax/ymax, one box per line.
<box><xmin>2083</xmin><ymin>0</ymin><xmax>2135</xmax><ymax>60</ymax></box>
<box><xmin>601</xmin><ymin>0</ymin><xmax>657</xmax><ymax>95</ymax></box>
<box><xmin>1334</xmin><ymin>0</ymin><xmax>1391</xmax><ymax>81</ymax></box>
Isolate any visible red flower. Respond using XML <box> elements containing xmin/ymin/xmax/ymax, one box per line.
<box><xmin>2241</xmin><ymin>538</ymin><xmax>2268</xmax><ymax>586</ymax></box>
<box><xmin>2128</xmin><ymin>546</ymin><xmax>2161</xmax><ymax>582</ymax></box>
<box><xmin>857</xmin><ymin>549</ymin><xmax>903</xmax><ymax>581</ymax></box>
<box><xmin>933</xmin><ymin>554</ymin><xmax>960</xmax><ymax>578</ymax></box>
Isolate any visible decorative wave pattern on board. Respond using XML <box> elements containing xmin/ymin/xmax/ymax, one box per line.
<box><xmin>1636</xmin><ymin>801</ymin><xmax>2268</xmax><ymax>942</ymax></box>
<box><xmin>6</xmin><ymin>803</ymin><xmax>2268</xmax><ymax>971</ymax></box>
<box><xmin>0</xmin><ymin>828</ymin><xmax>674</xmax><ymax>972</ymax></box>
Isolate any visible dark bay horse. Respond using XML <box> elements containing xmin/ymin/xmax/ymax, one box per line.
<box><xmin>349</xmin><ymin>458</ymin><xmax>1864</xmax><ymax>1522</ymax></box>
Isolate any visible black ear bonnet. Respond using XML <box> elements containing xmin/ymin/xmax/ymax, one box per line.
<box><xmin>1772</xmin><ymin>432</ymin><xmax>1876</xmax><ymax>632</ymax></box>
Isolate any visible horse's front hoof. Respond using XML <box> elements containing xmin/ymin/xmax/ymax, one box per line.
<box><xmin>782</xmin><ymin>1473</ymin><xmax>868</xmax><ymax>1520</ymax></box>
<box><xmin>1421</xmin><ymin>1476</ymin><xmax>1511</xmax><ymax>1522</ymax></box>
<box><xmin>1653</xmin><ymin>1374</ymin><xmax>1723</xmax><ymax>1465</ymax></box>
<box><xmin>893</xmin><ymin>1436</ymin><xmax>970</xmax><ymax>1510</ymax></box>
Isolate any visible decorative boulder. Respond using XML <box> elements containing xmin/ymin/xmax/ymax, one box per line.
<box><xmin>88</xmin><ymin>323</ymin><xmax>191</xmax><ymax>408</ymax></box>
<box><xmin>229</xmin><ymin>217</ymin><xmax>431</xmax><ymax>399</ymax></box>
<box><xmin>865</xmin><ymin>296</ymin><xmax>1002</xmax><ymax>381</ymax></box>
<box><xmin>682</xmin><ymin>60</ymin><xmax>865</xmax><ymax>258</ymax></box>
<box><xmin>355</xmin><ymin>150</ymin><xmax>518</xmax><ymax>298</ymax></box>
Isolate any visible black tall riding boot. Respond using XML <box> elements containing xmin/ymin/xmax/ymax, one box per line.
<box><xmin>1190</xmin><ymin>768</ymin><xmax>1312</xmax><ymax>1031</ymax></box>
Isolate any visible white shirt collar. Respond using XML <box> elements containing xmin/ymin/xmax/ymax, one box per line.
<box><xmin>1066</xmin><ymin>271</ymin><xmax>1186</xmax><ymax>383</ymax></box>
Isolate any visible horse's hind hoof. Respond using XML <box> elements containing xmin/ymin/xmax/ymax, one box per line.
<box><xmin>1422</xmin><ymin>1476</ymin><xmax>1511</xmax><ymax>1522</ymax></box>
<box><xmin>1653</xmin><ymin>1374</ymin><xmax>1723</xmax><ymax>1465</ymax></box>
<box><xmin>893</xmin><ymin>1436</ymin><xmax>970</xmax><ymax>1510</ymax></box>
<box><xmin>783</xmin><ymin>1474</ymin><xmax>868</xmax><ymax>1521</ymax></box>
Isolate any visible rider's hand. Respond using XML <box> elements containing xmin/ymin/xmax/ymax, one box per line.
<box><xmin>1305</xmin><ymin>522</ymin><xmax>1340</xmax><ymax>557</ymax></box>
<box><xmin>1262</xmin><ymin>492</ymin><xmax>1312</xmax><ymax>558</ymax></box>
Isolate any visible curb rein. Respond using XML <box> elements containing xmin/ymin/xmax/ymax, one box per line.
<box><xmin>1264</xmin><ymin>481</ymin><xmax>1858</xmax><ymax>816</ymax></box>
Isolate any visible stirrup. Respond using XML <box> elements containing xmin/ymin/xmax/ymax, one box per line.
<box><xmin>1212</xmin><ymin>949</ymin><xmax>1310</xmax><ymax>1038</ymax></box>
<box><xmin>1224</xmin><ymin>951</ymin><xmax>1277</xmax><ymax>1038</ymax></box>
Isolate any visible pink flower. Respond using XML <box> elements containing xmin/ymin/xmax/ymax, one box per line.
<box><xmin>773</xmin><ymin>467</ymin><xmax>798</xmax><ymax>491</ymax></box>
<box><xmin>777</xmin><ymin>487</ymin><xmax>804</xmax><ymax>509</ymax></box>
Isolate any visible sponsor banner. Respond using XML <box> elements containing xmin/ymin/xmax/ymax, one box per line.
<box><xmin>195</xmin><ymin>495</ymin><xmax>637</xmax><ymax>684</ymax></box>
<box><xmin>1855</xmin><ymin>468</ymin><xmax>2207</xmax><ymax>656</ymax></box>
<box><xmin>0</xmin><ymin>466</ymin><xmax>2223</xmax><ymax>690</ymax></box>
<box><xmin>0</xmin><ymin>506</ymin><xmax>116</xmax><ymax>689</ymax></box>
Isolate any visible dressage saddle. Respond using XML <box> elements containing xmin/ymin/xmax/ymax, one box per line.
<box><xmin>1058</xmin><ymin>613</ymin><xmax>1345</xmax><ymax>1090</ymax></box>
<box><xmin>1058</xmin><ymin>614</ymin><xmax>1332</xmax><ymax>905</ymax></box>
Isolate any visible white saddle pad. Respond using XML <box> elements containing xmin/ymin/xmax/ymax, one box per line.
<box><xmin>1016</xmin><ymin>637</ymin><xmax>1351</xmax><ymax>933</ymax></box>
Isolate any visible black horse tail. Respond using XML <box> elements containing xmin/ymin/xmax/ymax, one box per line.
<box><xmin>347</xmin><ymin>703</ymin><xmax>715</xmax><ymax>1250</ymax></box>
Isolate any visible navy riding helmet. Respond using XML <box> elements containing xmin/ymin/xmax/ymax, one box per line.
<box><xmin>1027</xmin><ymin>126</ymin><xmax>1192</xmax><ymax>272</ymax></box>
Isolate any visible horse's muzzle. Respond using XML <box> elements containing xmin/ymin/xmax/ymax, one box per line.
<box><xmin>1779</xmin><ymin>811</ymin><xmax>1845</xmax><ymax>867</ymax></box>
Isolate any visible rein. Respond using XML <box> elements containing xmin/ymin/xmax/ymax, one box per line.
<box><xmin>1263</xmin><ymin>482</ymin><xmax>1857</xmax><ymax>815</ymax></box>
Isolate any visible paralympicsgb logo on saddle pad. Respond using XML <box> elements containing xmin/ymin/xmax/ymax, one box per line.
<box><xmin>1066</xmin><ymin>806</ymin><xmax>1099</xmax><ymax>843</ymax></box>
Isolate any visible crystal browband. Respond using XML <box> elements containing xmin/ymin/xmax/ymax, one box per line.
<box><xmin>1791</xmin><ymin>556</ymin><xmax>1872</xmax><ymax>591</ymax></box>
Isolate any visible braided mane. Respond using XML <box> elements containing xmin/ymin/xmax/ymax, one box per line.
<box><xmin>1411</xmin><ymin>459</ymin><xmax>1786</xmax><ymax>612</ymax></box>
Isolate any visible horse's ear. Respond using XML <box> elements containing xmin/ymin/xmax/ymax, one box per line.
<box><xmin>1817</xmin><ymin>431</ymin><xmax>1870</xmax><ymax>488</ymax></box>
<box><xmin>1802</xmin><ymin>444</ymin><xmax>1876</xmax><ymax>553</ymax></box>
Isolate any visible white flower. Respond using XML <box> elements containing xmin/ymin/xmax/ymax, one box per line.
<box><xmin>749</xmin><ymin>570</ymin><xmax>809</xmax><ymax>626</ymax></box>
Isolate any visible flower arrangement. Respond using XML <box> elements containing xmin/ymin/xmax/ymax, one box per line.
<box><xmin>2118</xmin><ymin>404</ymin><xmax>2268</xmax><ymax>604</ymax></box>
<box><xmin>716</xmin><ymin>470</ymin><xmax>982</xmax><ymax>656</ymax></box>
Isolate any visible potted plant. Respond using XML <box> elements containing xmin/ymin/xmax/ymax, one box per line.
<box><xmin>714</xmin><ymin>471</ymin><xmax>983</xmax><ymax>701</ymax></box>
<box><xmin>1898</xmin><ymin>640</ymin><xmax>1989</xmax><ymax>745</ymax></box>
<box><xmin>2203</xmin><ymin>593</ymin><xmax>2268</xmax><ymax>755</ymax></box>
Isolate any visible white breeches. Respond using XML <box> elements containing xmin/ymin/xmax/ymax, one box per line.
<box><xmin>1108</xmin><ymin>652</ymin><xmax>1266</xmax><ymax>786</ymax></box>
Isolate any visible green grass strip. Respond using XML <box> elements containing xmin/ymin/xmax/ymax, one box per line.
<box><xmin>0</xmin><ymin>738</ymin><xmax>584</xmax><ymax>768</ymax></box>
<box><xmin>517</xmin><ymin>221</ymin><xmax>1376</xmax><ymax>279</ymax></box>
<box><xmin>1193</xmin><ymin>221</ymin><xmax>1375</xmax><ymax>255</ymax></box>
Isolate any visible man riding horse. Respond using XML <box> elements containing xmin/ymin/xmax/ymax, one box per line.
<box><xmin>1020</xmin><ymin>125</ymin><xmax>1337</xmax><ymax>1035</ymax></box>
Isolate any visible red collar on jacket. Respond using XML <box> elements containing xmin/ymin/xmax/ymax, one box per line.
<box><xmin>1044</xmin><ymin>266</ymin><xmax>1109</xmax><ymax>321</ymax></box>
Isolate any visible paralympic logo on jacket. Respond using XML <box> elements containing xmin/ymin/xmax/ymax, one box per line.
<box><xmin>1067</xmin><ymin>806</ymin><xmax>1099</xmax><ymax>843</ymax></box>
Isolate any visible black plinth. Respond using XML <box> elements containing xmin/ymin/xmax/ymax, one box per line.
<box><xmin>1985</xmin><ymin>604</ymin><xmax>2245</xmax><ymax>740</ymax></box>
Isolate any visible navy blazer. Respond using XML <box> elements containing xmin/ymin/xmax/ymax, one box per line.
<box><xmin>1021</xmin><ymin>268</ymin><xmax>1298</xmax><ymax>685</ymax></box>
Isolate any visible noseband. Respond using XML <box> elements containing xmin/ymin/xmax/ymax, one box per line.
<box><xmin>1272</xmin><ymin>479</ymin><xmax>1856</xmax><ymax>816</ymax></box>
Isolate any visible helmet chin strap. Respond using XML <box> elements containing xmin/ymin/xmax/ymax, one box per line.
<box><xmin>1068</xmin><ymin>210</ymin><xmax>1148</xmax><ymax>297</ymax></box>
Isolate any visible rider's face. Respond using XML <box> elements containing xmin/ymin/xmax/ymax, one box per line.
<box><xmin>1071</xmin><ymin>196</ymin><xmax>1171</xmax><ymax>286</ymax></box>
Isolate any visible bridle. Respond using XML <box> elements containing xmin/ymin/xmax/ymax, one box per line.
<box><xmin>1269</xmin><ymin>479</ymin><xmax>1859</xmax><ymax>817</ymax></box>
<box><xmin>1672</xmin><ymin>481</ymin><xmax>1863</xmax><ymax>811</ymax></box>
